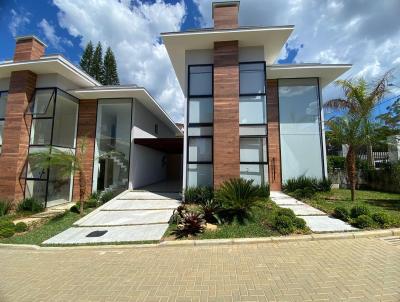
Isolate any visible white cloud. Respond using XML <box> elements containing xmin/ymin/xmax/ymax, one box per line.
<box><xmin>53</xmin><ymin>0</ymin><xmax>186</xmax><ymax>122</ymax></box>
<box><xmin>38</xmin><ymin>19</ymin><xmax>73</xmax><ymax>51</ymax></box>
<box><xmin>194</xmin><ymin>0</ymin><xmax>400</xmax><ymax>101</ymax></box>
<box><xmin>8</xmin><ymin>9</ymin><xmax>30</xmax><ymax>37</ymax></box>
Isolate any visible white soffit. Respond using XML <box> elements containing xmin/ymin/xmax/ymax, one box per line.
<box><xmin>68</xmin><ymin>87</ymin><xmax>182</xmax><ymax>136</ymax></box>
<box><xmin>267</xmin><ymin>64</ymin><xmax>352</xmax><ymax>87</ymax></box>
<box><xmin>161</xmin><ymin>26</ymin><xmax>294</xmax><ymax>94</ymax></box>
<box><xmin>0</xmin><ymin>55</ymin><xmax>100</xmax><ymax>87</ymax></box>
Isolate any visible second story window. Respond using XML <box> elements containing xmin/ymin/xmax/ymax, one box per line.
<box><xmin>0</xmin><ymin>91</ymin><xmax>8</xmax><ymax>153</ymax></box>
<box><xmin>239</xmin><ymin>62</ymin><xmax>266</xmax><ymax>125</ymax></box>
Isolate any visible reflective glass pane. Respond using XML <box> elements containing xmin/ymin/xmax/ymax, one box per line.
<box><xmin>240</xmin><ymin>63</ymin><xmax>265</xmax><ymax>94</ymax></box>
<box><xmin>189</xmin><ymin>65</ymin><xmax>212</xmax><ymax>96</ymax></box>
<box><xmin>240</xmin><ymin>137</ymin><xmax>267</xmax><ymax>162</ymax></box>
<box><xmin>0</xmin><ymin>92</ymin><xmax>7</xmax><ymax>119</ymax></box>
<box><xmin>188</xmin><ymin>98</ymin><xmax>213</xmax><ymax>124</ymax></box>
<box><xmin>25</xmin><ymin>180</ymin><xmax>47</xmax><ymax>202</ymax></box>
<box><xmin>52</xmin><ymin>90</ymin><xmax>78</xmax><ymax>148</ymax></box>
<box><xmin>0</xmin><ymin>120</ymin><xmax>4</xmax><ymax>147</ymax></box>
<box><xmin>188</xmin><ymin>137</ymin><xmax>212</xmax><ymax>162</ymax></box>
<box><xmin>239</xmin><ymin>95</ymin><xmax>266</xmax><ymax>124</ymax></box>
<box><xmin>240</xmin><ymin>164</ymin><xmax>268</xmax><ymax>185</ymax></box>
<box><xmin>27</xmin><ymin>147</ymin><xmax>50</xmax><ymax>179</ymax></box>
<box><xmin>187</xmin><ymin>164</ymin><xmax>213</xmax><ymax>187</ymax></box>
<box><xmin>239</xmin><ymin>125</ymin><xmax>267</xmax><ymax>136</ymax></box>
<box><xmin>187</xmin><ymin>126</ymin><xmax>213</xmax><ymax>136</ymax></box>
<box><xmin>29</xmin><ymin>89</ymin><xmax>54</xmax><ymax>117</ymax></box>
<box><xmin>47</xmin><ymin>163</ymin><xmax>72</xmax><ymax>207</ymax></box>
<box><xmin>30</xmin><ymin>118</ymin><xmax>52</xmax><ymax>145</ymax></box>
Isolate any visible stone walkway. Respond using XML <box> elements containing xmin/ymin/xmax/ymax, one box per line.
<box><xmin>1</xmin><ymin>237</ymin><xmax>399</xmax><ymax>301</ymax></box>
<box><xmin>270</xmin><ymin>191</ymin><xmax>357</xmax><ymax>232</ymax></box>
<box><xmin>43</xmin><ymin>190</ymin><xmax>181</xmax><ymax>245</ymax></box>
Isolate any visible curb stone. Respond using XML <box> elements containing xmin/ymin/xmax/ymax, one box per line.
<box><xmin>0</xmin><ymin>228</ymin><xmax>399</xmax><ymax>250</ymax></box>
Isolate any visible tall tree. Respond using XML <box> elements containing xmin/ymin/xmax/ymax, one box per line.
<box><xmin>324</xmin><ymin>72</ymin><xmax>391</xmax><ymax>200</ymax></box>
<box><xmin>103</xmin><ymin>47</ymin><xmax>120</xmax><ymax>85</ymax></box>
<box><xmin>79</xmin><ymin>41</ymin><xmax>94</xmax><ymax>75</ymax></box>
<box><xmin>91</xmin><ymin>42</ymin><xmax>104</xmax><ymax>84</ymax></box>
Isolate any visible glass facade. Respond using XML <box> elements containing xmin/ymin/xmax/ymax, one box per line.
<box><xmin>186</xmin><ymin>65</ymin><xmax>213</xmax><ymax>187</ymax></box>
<box><xmin>278</xmin><ymin>78</ymin><xmax>324</xmax><ymax>182</ymax></box>
<box><xmin>239</xmin><ymin>137</ymin><xmax>268</xmax><ymax>185</ymax></box>
<box><xmin>24</xmin><ymin>88</ymin><xmax>78</xmax><ymax>207</ymax></box>
<box><xmin>92</xmin><ymin>99</ymin><xmax>132</xmax><ymax>192</ymax></box>
<box><xmin>0</xmin><ymin>91</ymin><xmax>8</xmax><ymax>153</ymax></box>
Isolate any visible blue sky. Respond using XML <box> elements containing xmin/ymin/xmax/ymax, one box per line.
<box><xmin>0</xmin><ymin>0</ymin><xmax>399</xmax><ymax>122</ymax></box>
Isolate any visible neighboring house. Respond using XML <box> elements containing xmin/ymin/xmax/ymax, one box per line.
<box><xmin>162</xmin><ymin>1</ymin><xmax>351</xmax><ymax>191</ymax></box>
<box><xmin>0</xmin><ymin>36</ymin><xmax>182</xmax><ymax>207</ymax></box>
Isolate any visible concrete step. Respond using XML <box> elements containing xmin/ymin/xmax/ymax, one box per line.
<box><xmin>301</xmin><ymin>216</ymin><xmax>357</xmax><ymax>233</ymax></box>
<box><xmin>101</xmin><ymin>199</ymin><xmax>180</xmax><ymax>211</ymax></box>
<box><xmin>120</xmin><ymin>191</ymin><xmax>181</xmax><ymax>201</ymax></box>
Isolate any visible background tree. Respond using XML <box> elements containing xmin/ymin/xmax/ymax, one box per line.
<box><xmin>90</xmin><ymin>42</ymin><xmax>104</xmax><ymax>84</ymax></box>
<box><xmin>79</xmin><ymin>41</ymin><xmax>94</xmax><ymax>75</ymax></box>
<box><xmin>29</xmin><ymin>139</ymin><xmax>88</xmax><ymax>215</ymax></box>
<box><xmin>324</xmin><ymin>73</ymin><xmax>391</xmax><ymax>201</ymax></box>
<box><xmin>103</xmin><ymin>47</ymin><xmax>120</xmax><ymax>85</ymax></box>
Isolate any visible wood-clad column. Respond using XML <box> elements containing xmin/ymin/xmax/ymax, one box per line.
<box><xmin>267</xmin><ymin>79</ymin><xmax>282</xmax><ymax>191</ymax></box>
<box><xmin>213</xmin><ymin>40</ymin><xmax>240</xmax><ymax>187</ymax></box>
<box><xmin>0</xmin><ymin>71</ymin><xmax>37</xmax><ymax>202</ymax></box>
<box><xmin>213</xmin><ymin>2</ymin><xmax>239</xmax><ymax>29</ymax></box>
<box><xmin>72</xmin><ymin>100</ymin><xmax>97</xmax><ymax>201</ymax></box>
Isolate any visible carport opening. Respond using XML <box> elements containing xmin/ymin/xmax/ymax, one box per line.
<box><xmin>133</xmin><ymin>138</ymin><xmax>183</xmax><ymax>192</ymax></box>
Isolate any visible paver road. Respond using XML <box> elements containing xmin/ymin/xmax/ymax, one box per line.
<box><xmin>1</xmin><ymin>238</ymin><xmax>399</xmax><ymax>301</ymax></box>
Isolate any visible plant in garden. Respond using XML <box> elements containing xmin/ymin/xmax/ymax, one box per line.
<box><xmin>0</xmin><ymin>200</ymin><xmax>12</xmax><ymax>216</ymax></box>
<box><xmin>17</xmin><ymin>198</ymin><xmax>44</xmax><ymax>213</ymax></box>
<box><xmin>0</xmin><ymin>220</ymin><xmax>15</xmax><ymax>238</ymax></box>
<box><xmin>372</xmin><ymin>212</ymin><xmax>390</xmax><ymax>227</ymax></box>
<box><xmin>183</xmin><ymin>186</ymin><xmax>213</xmax><ymax>204</ymax></box>
<box><xmin>353</xmin><ymin>214</ymin><xmax>374</xmax><ymax>228</ymax></box>
<box><xmin>274</xmin><ymin>215</ymin><xmax>294</xmax><ymax>235</ymax></box>
<box><xmin>350</xmin><ymin>205</ymin><xmax>370</xmax><ymax>218</ymax></box>
<box><xmin>15</xmin><ymin>222</ymin><xmax>28</xmax><ymax>233</ymax></box>
<box><xmin>172</xmin><ymin>211</ymin><xmax>205</xmax><ymax>238</ymax></box>
<box><xmin>332</xmin><ymin>206</ymin><xmax>350</xmax><ymax>221</ymax></box>
<box><xmin>199</xmin><ymin>199</ymin><xmax>221</xmax><ymax>224</ymax></box>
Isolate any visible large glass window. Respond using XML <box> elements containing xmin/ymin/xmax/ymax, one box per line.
<box><xmin>24</xmin><ymin>88</ymin><xmax>79</xmax><ymax>207</ymax></box>
<box><xmin>239</xmin><ymin>137</ymin><xmax>268</xmax><ymax>185</ymax></box>
<box><xmin>279</xmin><ymin>78</ymin><xmax>324</xmax><ymax>182</ymax></box>
<box><xmin>188</xmin><ymin>97</ymin><xmax>213</xmax><ymax>124</ymax></box>
<box><xmin>188</xmin><ymin>137</ymin><xmax>212</xmax><ymax>162</ymax></box>
<box><xmin>189</xmin><ymin>65</ymin><xmax>213</xmax><ymax>96</ymax></box>
<box><xmin>239</xmin><ymin>62</ymin><xmax>266</xmax><ymax>125</ymax></box>
<box><xmin>92</xmin><ymin>99</ymin><xmax>132</xmax><ymax>192</ymax></box>
<box><xmin>0</xmin><ymin>92</ymin><xmax>8</xmax><ymax>153</ymax></box>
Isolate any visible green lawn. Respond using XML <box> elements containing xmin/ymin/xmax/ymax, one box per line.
<box><xmin>0</xmin><ymin>210</ymin><xmax>91</xmax><ymax>245</ymax></box>
<box><xmin>303</xmin><ymin>189</ymin><xmax>400</xmax><ymax>228</ymax></box>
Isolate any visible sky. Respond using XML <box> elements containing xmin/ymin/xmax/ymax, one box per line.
<box><xmin>0</xmin><ymin>0</ymin><xmax>400</xmax><ymax>122</ymax></box>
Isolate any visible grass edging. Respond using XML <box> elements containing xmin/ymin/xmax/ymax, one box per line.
<box><xmin>1</xmin><ymin>228</ymin><xmax>399</xmax><ymax>250</ymax></box>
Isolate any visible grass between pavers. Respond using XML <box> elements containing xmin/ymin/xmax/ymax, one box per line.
<box><xmin>302</xmin><ymin>189</ymin><xmax>400</xmax><ymax>228</ymax></box>
<box><xmin>165</xmin><ymin>198</ymin><xmax>309</xmax><ymax>240</ymax></box>
<box><xmin>0</xmin><ymin>209</ymin><xmax>93</xmax><ymax>245</ymax></box>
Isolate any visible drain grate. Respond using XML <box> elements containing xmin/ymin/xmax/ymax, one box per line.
<box><xmin>86</xmin><ymin>230</ymin><xmax>108</xmax><ymax>238</ymax></box>
<box><xmin>381</xmin><ymin>236</ymin><xmax>400</xmax><ymax>246</ymax></box>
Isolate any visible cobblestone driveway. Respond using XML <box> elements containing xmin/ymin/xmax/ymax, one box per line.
<box><xmin>1</xmin><ymin>238</ymin><xmax>399</xmax><ymax>301</ymax></box>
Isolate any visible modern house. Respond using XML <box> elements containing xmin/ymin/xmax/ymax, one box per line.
<box><xmin>162</xmin><ymin>1</ymin><xmax>351</xmax><ymax>191</ymax></box>
<box><xmin>0</xmin><ymin>1</ymin><xmax>351</xmax><ymax>208</ymax></box>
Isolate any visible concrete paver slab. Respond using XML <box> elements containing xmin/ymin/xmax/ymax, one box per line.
<box><xmin>119</xmin><ymin>191</ymin><xmax>181</xmax><ymax>200</ymax></box>
<box><xmin>101</xmin><ymin>199</ymin><xmax>180</xmax><ymax>210</ymax></box>
<box><xmin>280</xmin><ymin>204</ymin><xmax>326</xmax><ymax>216</ymax></box>
<box><xmin>302</xmin><ymin>215</ymin><xmax>357</xmax><ymax>232</ymax></box>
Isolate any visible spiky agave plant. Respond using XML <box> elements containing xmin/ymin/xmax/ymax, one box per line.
<box><xmin>172</xmin><ymin>211</ymin><xmax>205</xmax><ymax>238</ymax></box>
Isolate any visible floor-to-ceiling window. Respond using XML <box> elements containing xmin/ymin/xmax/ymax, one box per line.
<box><xmin>25</xmin><ymin>88</ymin><xmax>79</xmax><ymax>207</ymax></box>
<box><xmin>0</xmin><ymin>91</ymin><xmax>8</xmax><ymax>153</ymax></box>
<box><xmin>186</xmin><ymin>65</ymin><xmax>213</xmax><ymax>187</ymax></box>
<box><xmin>278</xmin><ymin>78</ymin><xmax>324</xmax><ymax>182</ymax></box>
<box><xmin>239</xmin><ymin>62</ymin><xmax>268</xmax><ymax>185</ymax></box>
<box><xmin>92</xmin><ymin>99</ymin><xmax>132</xmax><ymax>192</ymax></box>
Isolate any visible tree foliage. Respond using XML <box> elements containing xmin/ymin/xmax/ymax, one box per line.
<box><xmin>103</xmin><ymin>47</ymin><xmax>120</xmax><ymax>85</ymax></box>
<box><xmin>90</xmin><ymin>42</ymin><xmax>104</xmax><ymax>84</ymax></box>
<box><xmin>79</xmin><ymin>41</ymin><xmax>93</xmax><ymax>75</ymax></box>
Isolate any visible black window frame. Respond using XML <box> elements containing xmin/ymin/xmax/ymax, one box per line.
<box><xmin>0</xmin><ymin>90</ymin><xmax>8</xmax><ymax>153</ymax></box>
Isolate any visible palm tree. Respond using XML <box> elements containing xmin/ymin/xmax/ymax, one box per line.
<box><xmin>29</xmin><ymin>138</ymin><xmax>88</xmax><ymax>215</ymax></box>
<box><xmin>324</xmin><ymin>72</ymin><xmax>391</xmax><ymax>200</ymax></box>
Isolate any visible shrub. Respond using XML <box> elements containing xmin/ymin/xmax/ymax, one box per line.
<box><xmin>293</xmin><ymin>217</ymin><xmax>307</xmax><ymax>230</ymax></box>
<box><xmin>283</xmin><ymin>176</ymin><xmax>331</xmax><ymax>196</ymax></box>
<box><xmin>100</xmin><ymin>190</ymin><xmax>119</xmax><ymax>204</ymax></box>
<box><xmin>199</xmin><ymin>199</ymin><xmax>221</xmax><ymax>224</ymax></box>
<box><xmin>184</xmin><ymin>187</ymin><xmax>214</xmax><ymax>204</ymax></box>
<box><xmin>170</xmin><ymin>205</ymin><xmax>187</xmax><ymax>224</ymax></box>
<box><xmin>15</xmin><ymin>222</ymin><xmax>28</xmax><ymax>233</ymax></box>
<box><xmin>17</xmin><ymin>198</ymin><xmax>44</xmax><ymax>213</ymax></box>
<box><xmin>89</xmin><ymin>191</ymin><xmax>101</xmax><ymax>202</ymax></box>
<box><xmin>353</xmin><ymin>215</ymin><xmax>374</xmax><ymax>229</ymax></box>
<box><xmin>276</xmin><ymin>208</ymin><xmax>296</xmax><ymax>219</ymax></box>
<box><xmin>70</xmin><ymin>205</ymin><xmax>80</xmax><ymax>214</ymax></box>
<box><xmin>317</xmin><ymin>179</ymin><xmax>332</xmax><ymax>192</ymax></box>
<box><xmin>332</xmin><ymin>206</ymin><xmax>350</xmax><ymax>221</ymax></box>
<box><xmin>327</xmin><ymin>155</ymin><xmax>345</xmax><ymax>172</ymax></box>
<box><xmin>274</xmin><ymin>215</ymin><xmax>295</xmax><ymax>235</ymax></box>
<box><xmin>372</xmin><ymin>212</ymin><xmax>390</xmax><ymax>227</ymax></box>
<box><xmin>172</xmin><ymin>212</ymin><xmax>205</xmax><ymax>238</ymax></box>
<box><xmin>350</xmin><ymin>205</ymin><xmax>370</xmax><ymax>218</ymax></box>
<box><xmin>0</xmin><ymin>220</ymin><xmax>16</xmax><ymax>238</ymax></box>
<box><xmin>0</xmin><ymin>200</ymin><xmax>13</xmax><ymax>216</ymax></box>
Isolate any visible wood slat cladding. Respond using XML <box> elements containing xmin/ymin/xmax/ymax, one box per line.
<box><xmin>267</xmin><ymin>79</ymin><xmax>282</xmax><ymax>191</ymax></box>
<box><xmin>213</xmin><ymin>40</ymin><xmax>240</xmax><ymax>187</ymax></box>
<box><xmin>213</xmin><ymin>3</ymin><xmax>239</xmax><ymax>29</ymax></box>
<box><xmin>0</xmin><ymin>70</ymin><xmax>37</xmax><ymax>203</ymax></box>
<box><xmin>72</xmin><ymin>100</ymin><xmax>97</xmax><ymax>201</ymax></box>
<box><xmin>13</xmin><ymin>37</ymin><xmax>45</xmax><ymax>61</ymax></box>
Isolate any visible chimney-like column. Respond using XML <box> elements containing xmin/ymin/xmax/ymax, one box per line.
<box><xmin>0</xmin><ymin>36</ymin><xmax>46</xmax><ymax>203</ymax></box>
<box><xmin>212</xmin><ymin>1</ymin><xmax>240</xmax><ymax>29</ymax></box>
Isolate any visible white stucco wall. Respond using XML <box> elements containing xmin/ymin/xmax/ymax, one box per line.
<box><xmin>36</xmin><ymin>73</ymin><xmax>80</xmax><ymax>90</ymax></box>
<box><xmin>0</xmin><ymin>78</ymin><xmax>10</xmax><ymax>91</ymax></box>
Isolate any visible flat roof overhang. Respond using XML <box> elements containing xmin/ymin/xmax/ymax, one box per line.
<box><xmin>161</xmin><ymin>26</ymin><xmax>294</xmax><ymax>94</ymax></box>
<box><xmin>68</xmin><ymin>86</ymin><xmax>183</xmax><ymax>137</ymax></box>
<box><xmin>267</xmin><ymin>64</ymin><xmax>352</xmax><ymax>87</ymax></box>
<box><xmin>134</xmin><ymin>138</ymin><xmax>183</xmax><ymax>153</ymax></box>
<box><xmin>0</xmin><ymin>55</ymin><xmax>100</xmax><ymax>87</ymax></box>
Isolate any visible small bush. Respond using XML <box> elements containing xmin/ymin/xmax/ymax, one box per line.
<box><xmin>350</xmin><ymin>205</ymin><xmax>370</xmax><ymax>218</ymax></box>
<box><xmin>88</xmin><ymin>191</ymin><xmax>101</xmax><ymax>201</ymax></box>
<box><xmin>15</xmin><ymin>222</ymin><xmax>28</xmax><ymax>233</ymax></box>
<box><xmin>199</xmin><ymin>199</ymin><xmax>221</xmax><ymax>224</ymax></box>
<box><xmin>276</xmin><ymin>208</ymin><xmax>296</xmax><ymax>219</ymax></box>
<box><xmin>0</xmin><ymin>200</ymin><xmax>13</xmax><ymax>216</ymax></box>
<box><xmin>353</xmin><ymin>215</ymin><xmax>374</xmax><ymax>229</ymax></box>
<box><xmin>283</xmin><ymin>176</ymin><xmax>331</xmax><ymax>197</ymax></box>
<box><xmin>332</xmin><ymin>206</ymin><xmax>350</xmax><ymax>221</ymax></box>
<box><xmin>274</xmin><ymin>215</ymin><xmax>295</xmax><ymax>235</ymax></box>
<box><xmin>17</xmin><ymin>198</ymin><xmax>44</xmax><ymax>213</ymax></box>
<box><xmin>317</xmin><ymin>179</ymin><xmax>332</xmax><ymax>192</ymax></box>
<box><xmin>372</xmin><ymin>212</ymin><xmax>390</xmax><ymax>227</ymax></box>
<box><xmin>100</xmin><ymin>190</ymin><xmax>119</xmax><ymax>204</ymax></box>
<box><xmin>0</xmin><ymin>220</ymin><xmax>16</xmax><ymax>238</ymax></box>
<box><xmin>170</xmin><ymin>205</ymin><xmax>187</xmax><ymax>224</ymax></box>
<box><xmin>184</xmin><ymin>187</ymin><xmax>214</xmax><ymax>204</ymax></box>
<box><xmin>70</xmin><ymin>205</ymin><xmax>80</xmax><ymax>213</ymax></box>
<box><xmin>172</xmin><ymin>212</ymin><xmax>205</xmax><ymax>238</ymax></box>
<box><xmin>293</xmin><ymin>217</ymin><xmax>307</xmax><ymax>230</ymax></box>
